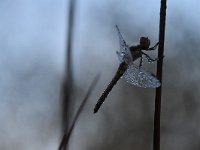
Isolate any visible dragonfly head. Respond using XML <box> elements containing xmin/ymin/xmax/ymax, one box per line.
<box><xmin>140</xmin><ymin>37</ymin><xmax>150</xmax><ymax>49</ymax></box>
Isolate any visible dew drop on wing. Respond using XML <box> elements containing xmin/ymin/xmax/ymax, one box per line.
<box><xmin>122</xmin><ymin>62</ymin><xmax>160</xmax><ymax>88</ymax></box>
<box><xmin>116</xmin><ymin>25</ymin><xmax>133</xmax><ymax>64</ymax></box>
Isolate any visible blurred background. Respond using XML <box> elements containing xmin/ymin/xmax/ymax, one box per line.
<box><xmin>1</xmin><ymin>0</ymin><xmax>200</xmax><ymax>150</ymax></box>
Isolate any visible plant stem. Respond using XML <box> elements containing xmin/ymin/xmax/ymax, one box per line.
<box><xmin>58</xmin><ymin>75</ymin><xmax>100</xmax><ymax>150</ymax></box>
<box><xmin>62</xmin><ymin>0</ymin><xmax>76</xmax><ymax>133</ymax></box>
<box><xmin>153</xmin><ymin>0</ymin><xmax>167</xmax><ymax>150</ymax></box>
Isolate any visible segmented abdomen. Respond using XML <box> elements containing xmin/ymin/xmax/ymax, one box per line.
<box><xmin>94</xmin><ymin>62</ymin><xmax>128</xmax><ymax>113</ymax></box>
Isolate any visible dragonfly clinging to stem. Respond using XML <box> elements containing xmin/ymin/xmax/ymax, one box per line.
<box><xmin>94</xmin><ymin>25</ymin><xmax>162</xmax><ymax>113</ymax></box>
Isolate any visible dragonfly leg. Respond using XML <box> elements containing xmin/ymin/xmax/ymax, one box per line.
<box><xmin>147</xmin><ymin>42</ymin><xmax>159</xmax><ymax>50</ymax></box>
<box><xmin>142</xmin><ymin>52</ymin><xmax>159</xmax><ymax>63</ymax></box>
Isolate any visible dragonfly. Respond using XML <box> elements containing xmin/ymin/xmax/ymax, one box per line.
<box><xmin>94</xmin><ymin>25</ymin><xmax>161</xmax><ymax>113</ymax></box>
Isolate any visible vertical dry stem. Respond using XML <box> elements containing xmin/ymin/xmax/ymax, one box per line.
<box><xmin>153</xmin><ymin>0</ymin><xmax>167</xmax><ymax>150</ymax></box>
<box><xmin>62</xmin><ymin>0</ymin><xmax>76</xmax><ymax>133</ymax></box>
<box><xmin>60</xmin><ymin>0</ymin><xmax>76</xmax><ymax>149</ymax></box>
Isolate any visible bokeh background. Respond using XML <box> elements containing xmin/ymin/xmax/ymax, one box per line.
<box><xmin>1</xmin><ymin>0</ymin><xmax>200</xmax><ymax>150</ymax></box>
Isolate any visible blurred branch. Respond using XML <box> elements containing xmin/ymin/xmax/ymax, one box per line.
<box><xmin>58</xmin><ymin>134</ymin><xmax>67</xmax><ymax>150</ymax></box>
<box><xmin>153</xmin><ymin>0</ymin><xmax>167</xmax><ymax>150</ymax></box>
<box><xmin>58</xmin><ymin>75</ymin><xmax>100</xmax><ymax>150</ymax></box>
<box><xmin>66</xmin><ymin>0</ymin><xmax>76</xmax><ymax>80</ymax></box>
<box><xmin>61</xmin><ymin>0</ymin><xmax>77</xmax><ymax>133</ymax></box>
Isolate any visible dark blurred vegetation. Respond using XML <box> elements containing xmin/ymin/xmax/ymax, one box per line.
<box><xmin>0</xmin><ymin>0</ymin><xmax>200</xmax><ymax>150</ymax></box>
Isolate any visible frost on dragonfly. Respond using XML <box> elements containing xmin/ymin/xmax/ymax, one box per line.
<box><xmin>116</xmin><ymin>25</ymin><xmax>160</xmax><ymax>88</ymax></box>
<box><xmin>94</xmin><ymin>26</ymin><xmax>161</xmax><ymax>113</ymax></box>
<box><xmin>123</xmin><ymin>62</ymin><xmax>160</xmax><ymax>88</ymax></box>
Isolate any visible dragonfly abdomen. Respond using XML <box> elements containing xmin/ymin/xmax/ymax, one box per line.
<box><xmin>94</xmin><ymin>62</ymin><xmax>128</xmax><ymax>113</ymax></box>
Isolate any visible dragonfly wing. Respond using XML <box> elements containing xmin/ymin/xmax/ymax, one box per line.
<box><xmin>122</xmin><ymin>62</ymin><xmax>161</xmax><ymax>88</ymax></box>
<box><xmin>116</xmin><ymin>25</ymin><xmax>132</xmax><ymax>64</ymax></box>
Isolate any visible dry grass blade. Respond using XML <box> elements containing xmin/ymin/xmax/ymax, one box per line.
<box><xmin>58</xmin><ymin>134</ymin><xmax>67</xmax><ymax>150</ymax></box>
<box><xmin>153</xmin><ymin>0</ymin><xmax>167</xmax><ymax>150</ymax></box>
<box><xmin>58</xmin><ymin>75</ymin><xmax>100</xmax><ymax>150</ymax></box>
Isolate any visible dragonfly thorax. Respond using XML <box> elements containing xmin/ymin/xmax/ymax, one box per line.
<box><xmin>140</xmin><ymin>37</ymin><xmax>150</xmax><ymax>50</ymax></box>
<box><xmin>128</xmin><ymin>46</ymin><xmax>142</xmax><ymax>61</ymax></box>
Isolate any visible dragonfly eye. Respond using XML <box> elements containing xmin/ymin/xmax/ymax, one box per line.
<box><xmin>140</xmin><ymin>37</ymin><xmax>150</xmax><ymax>49</ymax></box>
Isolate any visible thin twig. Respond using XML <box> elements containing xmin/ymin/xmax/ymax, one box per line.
<box><xmin>58</xmin><ymin>75</ymin><xmax>100</xmax><ymax>150</ymax></box>
<box><xmin>153</xmin><ymin>0</ymin><xmax>167</xmax><ymax>150</ymax></box>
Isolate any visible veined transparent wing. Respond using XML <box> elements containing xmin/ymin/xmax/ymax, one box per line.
<box><xmin>115</xmin><ymin>25</ymin><xmax>132</xmax><ymax>64</ymax></box>
<box><xmin>122</xmin><ymin>62</ymin><xmax>161</xmax><ymax>88</ymax></box>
